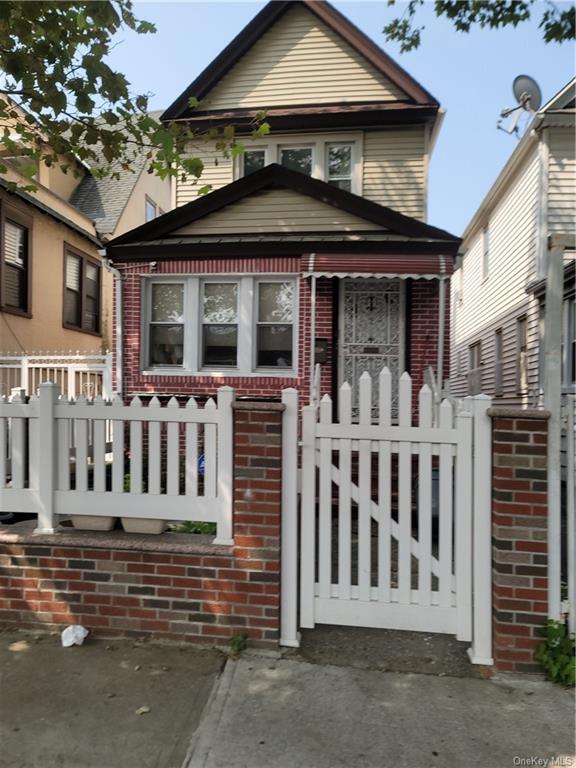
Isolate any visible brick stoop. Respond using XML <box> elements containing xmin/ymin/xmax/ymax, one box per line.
<box><xmin>489</xmin><ymin>407</ymin><xmax>550</xmax><ymax>673</ymax></box>
<box><xmin>0</xmin><ymin>403</ymin><xmax>284</xmax><ymax>648</ymax></box>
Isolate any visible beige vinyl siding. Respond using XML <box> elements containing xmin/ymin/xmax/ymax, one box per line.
<box><xmin>176</xmin><ymin>145</ymin><xmax>233</xmax><ymax>207</ymax></box>
<box><xmin>548</xmin><ymin>128</ymin><xmax>576</xmax><ymax>235</ymax></box>
<box><xmin>173</xmin><ymin>189</ymin><xmax>385</xmax><ymax>235</ymax></box>
<box><xmin>363</xmin><ymin>129</ymin><xmax>426</xmax><ymax>218</ymax></box>
<box><xmin>201</xmin><ymin>5</ymin><xmax>405</xmax><ymax>110</ymax></box>
<box><xmin>450</xmin><ymin>148</ymin><xmax>541</xmax><ymax>405</ymax></box>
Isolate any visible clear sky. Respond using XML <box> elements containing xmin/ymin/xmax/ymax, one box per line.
<box><xmin>108</xmin><ymin>1</ymin><xmax>575</xmax><ymax>235</ymax></box>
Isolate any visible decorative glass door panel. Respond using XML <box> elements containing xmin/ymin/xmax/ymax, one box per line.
<box><xmin>340</xmin><ymin>278</ymin><xmax>403</xmax><ymax>418</ymax></box>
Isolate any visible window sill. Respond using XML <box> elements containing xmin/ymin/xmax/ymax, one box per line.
<box><xmin>141</xmin><ymin>368</ymin><xmax>298</xmax><ymax>379</ymax></box>
<box><xmin>63</xmin><ymin>323</ymin><xmax>102</xmax><ymax>338</ymax></box>
<box><xmin>1</xmin><ymin>305</ymin><xmax>32</xmax><ymax>319</ymax></box>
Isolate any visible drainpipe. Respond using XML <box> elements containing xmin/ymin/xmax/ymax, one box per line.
<box><xmin>100</xmin><ymin>251</ymin><xmax>124</xmax><ymax>399</ymax></box>
<box><xmin>307</xmin><ymin>253</ymin><xmax>317</xmax><ymax>404</ymax></box>
<box><xmin>436</xmin><ymin>257</ymin><xmax>447</xmax><ymax>408</ymax></box>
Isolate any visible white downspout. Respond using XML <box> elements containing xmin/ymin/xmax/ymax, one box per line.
<box><xmin>436</xmin><ymin>258</ymin><xmax>447</xmax><ymax>406</ymax></box>
<box><xmin>309</xmin><ymin>273</ymin><xmax>317</xmax><ymax>404</ymax></box>
<box><xmin>101</xmin><ymin>253</ymin><xmax>124</xmax><ymax>398</ymax></box>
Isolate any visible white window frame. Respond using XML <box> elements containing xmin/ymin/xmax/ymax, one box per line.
<box><xmin>482</xmin><ymin>225</ymin><xmax>490</xmax><ymax>281</ymax></box>
<box><xmin>253</xmin><ymin>278</ymin><xmax>298</xmax><ymax>373</ymax></box>
<box><xmin>200</xmin><ymin>278</ymin><xmax>241</xmax><ymax>371</ymax></box>
<box><xmin>468</xmin><ymin>341</ymin><xmax>482</xmax><ymax>395</ymax></box>
<box><xmin>516</xmin><ymin>315</ymin><xmax>528</xmax><ymax>394</ymax></box>
<box><xmin>325</xmin><ymin>142</ymin><xmax>354</xmax><ymax>191</ymax></box>
<box><xmin>494</xmin><ymin>328</ymin><xmax>503</xmax><ymax>397</ymax></box>
<box><xmin>562</xmin><ymin>295</ymin><xmax>576</xmax><ymax>393</ymax></box>
<box><xmin>234</xmin><ymin>132</ymin><xmax>363</xmax><ymax>195</ymax></box>
<box><xmin>142</xmin><ymin>274</ymin><xmax>299</xmax><ymax>377</ymax></box>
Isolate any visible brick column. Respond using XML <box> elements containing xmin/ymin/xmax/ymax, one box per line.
<box><xmin>232</xmin><ymin>401</ymin><xmax>284</xmax><ymax>646</ymax></box>
<box><xmin>490</xmin><ymin>408</ymin><xmax>550</xmax><ymax>673</ymax></box>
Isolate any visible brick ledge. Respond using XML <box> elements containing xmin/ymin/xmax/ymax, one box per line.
<box><xmin>487</xmin><ymin>407</ymin><xmax>550</xmax><ymax>420</ymax></box>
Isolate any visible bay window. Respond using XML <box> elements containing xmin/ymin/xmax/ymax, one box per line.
<box><xmin>144</xmin><ymin>276</ymin><xmax>298</xmax><ymax>375</ymax></box>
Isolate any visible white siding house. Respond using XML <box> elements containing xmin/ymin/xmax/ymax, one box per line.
<box><xmin>450</xmin><ymin>79</ymin><xmax>576</xmax><ymax>405</ymax></box>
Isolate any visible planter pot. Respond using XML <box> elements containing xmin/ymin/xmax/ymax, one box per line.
<box><xmin>121</xmin><ymin>517</ymin><xmax>166</xmax><ymax>535</ymax></box>
<box><xmin>71</xmin><ymin>515</ymin><xmax>116</xmax><ymax>532</ymax></box>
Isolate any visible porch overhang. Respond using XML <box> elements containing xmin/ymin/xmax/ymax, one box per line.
<box><xmin>301</xmin><ymin>253</ymin><xmax>453</xmax><ymax>279</ymax></box>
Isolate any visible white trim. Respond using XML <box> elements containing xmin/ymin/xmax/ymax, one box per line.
<box><xmin>142</xmin><ymin>274</ymin><xmax>299</xmax><ymax>377</ymax></box>
<box><xmin>234</xmin><ymin>131</ymin><xmax>363</xmax><ymax>195</ymax></box>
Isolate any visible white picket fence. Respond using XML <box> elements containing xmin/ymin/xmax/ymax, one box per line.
<box><xmin>0</xmin><ymin>383</ymin><xmax>234</xmax><ymax>543</ymax></box>
<box><xmin>0</xmin><ymin>352</ymin><xmax>112</xmax><ymax>399</ymax></box>
<box><xmin>296</xmin><ymin>369</ymin><xmax>493</xmax><ymax>663</ymax></box>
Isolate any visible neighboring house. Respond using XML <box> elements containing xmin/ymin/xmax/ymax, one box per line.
<box><xmin>450</xmin><ymin>78</ymin><xmax>575</xmax><ymax>405</ymax></box>
<box><xmin>106</xmin><ymin>0</ymin><xmax>460</xmax><ymax>412</ymax></box>
<box><xmin>0</xmin><ymin>113</ymin><xmax>171</xmax><ymax>378</ymax></box>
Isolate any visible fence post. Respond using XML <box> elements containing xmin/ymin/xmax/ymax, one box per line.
<box><xmin>20</xmin><ymin>357</ymin><xmax>29</xmax><ymax>395</ymax></box>
<box><xmin>300</xmin><ymin>403</ymin><xmax>317</xmax><ymax>629</ymax></box>
<box><xmin>214</xmin><ymin>386</ymin><xmax>234</xmax><ymax>545</ymax></box>
<box><xmin>102</xmin><ymin>352</ymin><xmax>113</xmax><ymax>400</ymax></box>
<box><xmin>281</xmin><ymin>388</ymin><xmax>300</xmax><ymax>648</ymax></box>
<box><xmin>36</xmin><ymin>382</ymin><xmax>59</xmax><ymax>534</ymax></box>
<box><xmin>468</xmin><ymin>394</ymin><xmax>493</xmax><ymax>665</ymax></box>
<box><xmin>455</xmin><ymin>401</ymin><xmax>473</xmax><ymax>642</ymax></box>
<box><xmin>67</xmin><ymin>365</ymin><xmax>76</xmax><ymax>400</ymax></box>
<box><xmin>566</xmin><ymin>395</ymin><xmax>575</xmax><ymax>634</ymax></box>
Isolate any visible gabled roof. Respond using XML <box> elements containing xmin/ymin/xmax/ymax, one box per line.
<box><xmin>162</xmin><ymin>0</ymin><xmax>438</xmax><ymax>122</ymax></box>
<box><xmin>71</xmin><ymin>111</ymin><xmax>163</xmax><ymax>237</ymax></box>
<box><xmin>108</xmin><ymin>163</ymin><xmax>459</xmax><ymax>253</ymax></box>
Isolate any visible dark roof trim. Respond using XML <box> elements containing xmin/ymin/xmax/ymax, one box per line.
<box><xmin>108</xmin><ymin>164</ymin><xmax>460</xmax><ymax>249</ymax></box>
<box><xmin>0</xmin><ymin>178</ymin><xmax>101</xmax><ymax>247</ymax></box>
<box><xmin>162</xmin><ymin>0</ymin><xmax>438</xmax><ymax>121</ymax></box>
<box><xmin>174</xmin><ymin>103</ymin><xmax>438</xmax><ymax>133</ymax></box>
<box><xmin>108</xmin><ymin>238</ymin><xmax>460</xmax><ymax>262</ymax></box>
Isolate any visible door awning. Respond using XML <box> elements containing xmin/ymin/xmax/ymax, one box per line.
<box><xmin>302</xmin><ymin>253</ymin><xmax>452</xmax><ymax>279</ymax></box>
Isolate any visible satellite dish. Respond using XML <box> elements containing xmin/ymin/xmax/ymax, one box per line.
<box><xmin>497</xmin><ymin>75</ymin><xmax>543</xmax><ymax>137</ymax></box>
<box><xmin>513</xmin><ymin>75</ymin><xmax>542</xmax><ymax>112</ymax></box>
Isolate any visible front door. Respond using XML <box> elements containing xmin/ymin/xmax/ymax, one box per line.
<box><xmin>339</xmin><ymin>278</ymin><xmax>404</xmax><ymax>416</ymax></box>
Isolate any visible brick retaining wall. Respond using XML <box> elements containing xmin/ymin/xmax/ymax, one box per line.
<box><xmin>0</xmin><ymin>402</ymin><xmax>283</xmax><ymax>648</ymax></box>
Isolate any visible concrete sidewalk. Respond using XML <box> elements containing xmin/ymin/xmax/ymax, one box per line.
<box><xmin>186</xmin><ymin>655</ymin><xmax>575</xmax><ymax>768</ymax></box>
<box><xmin>0</xmin><ymin>631</ymin><xmax>224</xmax><ymax>768</ymax></box>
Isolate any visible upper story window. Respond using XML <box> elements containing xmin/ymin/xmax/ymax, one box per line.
<box><xmin>144</xmin><ymin>276</ymin><xmax>298</xmax><ymax>376</ymax></box>
<box><xmin>63</xmin><ymin>246</ymin><xmax>101</xmax><ymax>334</ymax></box>
<box><xmin>238</xmin><ymin>135</ymin><xmax>360</xmax><ymax>194</ymax></box>
<box><xmin>562</xmin><ymin>296</ymin><xmax>576</xmax><ymax>392</ymax></box>
<box><xmin>279</xmin><ymin>146</ymin><xmax>313</xmax><ymax>175</ymax></box>
<box><xmin>145</xmin><ymin>196</ymin><xmax>159</xmax><ymax>222</ymax></box>
<box><xmin>468</xmin><ymin>341</ymin><xmax>482</xmax><ymax>395</ymax></box>
<box><xmin>1</xmin><ymin>208</ymin><xmax>31</xmax><ymax>316</ymax></box>
<box><xmin>327</xmin><ymin>143</ymin><xmax>352</xmax><ymax>191</ymax></box>
<box><xmin>482</xmin><ymin>226</ymin><xmax>490</xmax><ymax>280</ymax></box>
<box><xmin>516</xmin><ymin>315</ymin><xmax>528</xmax><ymax>394</ymax></box>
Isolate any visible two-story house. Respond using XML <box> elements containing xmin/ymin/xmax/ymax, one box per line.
<box><xmin>106</xmin><ymin>0</ymin><xmax>460</xmax><ymax>411</ymax></box>
<box><xmin>450</xmin><ymin>78</ymin><xmax>575</xmax><ymax>404</ymax></box>
<box><xmin>0</xmin><ymin>111</ymin><xmax>171</xmax><ymax>396</ymax></box>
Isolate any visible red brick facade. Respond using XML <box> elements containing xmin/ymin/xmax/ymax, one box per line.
<box><xmin>0</xmin><ymin>403</ymin><xmax>283</xmax><ymax>647</ymax></box>
<box><xmin>118</xmin><ymin>258</ymin><xmax>446</xmax><ymax>407</ymax></box>
<box><xmin>490</xmin><ymin>410</ymin><xmax>549</xmax><ymax>673</ymax></box>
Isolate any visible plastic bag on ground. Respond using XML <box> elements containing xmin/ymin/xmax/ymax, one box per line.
<box><xmin>61</xmin><ymin>625</ymin><xmax>89</xmax><ymax>647</ymax></box>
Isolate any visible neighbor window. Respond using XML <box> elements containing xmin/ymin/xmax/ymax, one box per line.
<box><xmin>327</xmin><ymin>143</ymin><xmax>352</xmax><ymax>191</ymax></box>
<box><xmin>482</xmin><ymin>226</ymin><xmax>490</xmax><ymax>279</ymax></box>
<box><xmin>256</xmin><ymin>281</ymin><xmax>294</xmax><ymax>368</ymax></box>
<box><xmin>562</xmin><ymin>297</ymin><xmax>576</xmax><ymax>390</ymax></box>
<box><xmin>516</xmin><ymin>316</ymin><xmax>528</xmax><ymax>393</ymax></box>
<box><xmin>145</xmin><ymin>276</ymin><xmax>297</xmax><ymax>374</ymax></box>
<box><xmin>494</xmin><ymin>329</ymin><xmax>503</xmax><ymax>396</ymax></box>
<box><xmin>280</xmin><ymin>146</ymin><xmax>313</xmax><ymax>175</ymax></box>
<box><xmin>201</xmin><ymin>282</ymin><xmax>238</xmax><ymax>368</ymax></box>
<box><xmin>145</xmin><ymin>197</ymin><xmax>159</xmax><ymax>222</ymax></box>
<box><xmin>468</xmin><ymin>341</ymin><xmax>482</xmax><ymax>395</ymax></box>
<box><xmin>2</xmin><ymin>216</ymin><xmax>30</xmax><ymax>314</ymax></box>
<box><xmin>148</xmin><ymin>283</ymin><xmax>184</xmax><ymax>366</ymax></box>
<box><xmin>243</xmin><ymin>149</ymin><xmax>266</xmax><ymax>176</ymax></box>
<box><xmin>63</xmin><ymin>247</ymin><xmax>101</xmax><ymax>333</ymax></box>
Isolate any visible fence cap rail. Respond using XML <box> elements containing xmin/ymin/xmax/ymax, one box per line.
<box><xmin>487</xmin><ymin>407</ymin><xmax>550</xmax><ymax>420</ymax></box>
<box><xmin>233</xmin><ymin>400</ymin><xmax>286</xmax><ymax>412</ymax></box>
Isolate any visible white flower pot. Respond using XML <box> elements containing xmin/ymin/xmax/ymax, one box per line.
<box><xmin>71</xmin><ymin>515</ymin><xmax>116</xmax><ymax>531</ymax></box>
<box><xmin>121</xmin><ymin>517</ymin><xmax>166</xmax><ymax>535</ymax></box>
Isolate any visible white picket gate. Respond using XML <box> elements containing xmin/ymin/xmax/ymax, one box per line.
<box><xmin>296</xmin><ymin>369</ymin><xmax>493</xmax><ymax>659</ymax></box>
<box><xmin>0</xmin><ymin>383</ymin><xmax>234</xmax><ymax>543</ymax></box>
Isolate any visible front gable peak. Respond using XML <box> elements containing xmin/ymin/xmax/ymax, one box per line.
<box><xmin>163</xmin><ymin>1</ymin><xmax>438</xmax><ymax>121</ymax></box>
